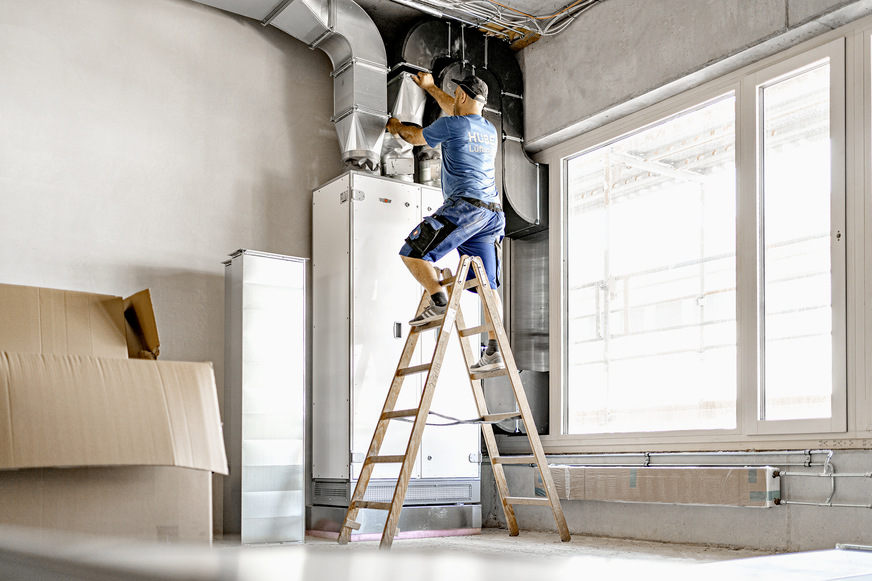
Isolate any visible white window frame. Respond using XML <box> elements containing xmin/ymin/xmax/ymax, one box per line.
<box><xmin>509</xmin><ymin>18</ymin><xmax>872</xmax><ymax>454</ymax></box>
<box><xmin>740</xmin><ymin>39</ymin><xmax>847</xmax><ymax>436</ymax></box>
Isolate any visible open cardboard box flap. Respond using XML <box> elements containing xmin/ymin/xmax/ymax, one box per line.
<box><xmin>0</xmin><ymin>352</ymin><xmax>228</xmax><ymax>474</ymax></box>
<box><xmin>124</xmin><ymin>289</ymin><xmax>160</xmax><ymax>360</ymax></box>
<box><xmin>0</xmin><ymin>283</ymin><xmax>159</xmax><ymax>360</ymax></box>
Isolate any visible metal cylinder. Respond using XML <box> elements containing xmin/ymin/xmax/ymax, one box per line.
<box><xmin>417</xmin><ymin>144</ymin><xmax>442</xmax><ymax>187</ymax></box>
<box><xmin>381</xmin><ymin>131</ymin><xmax>415</xmax><ymax>182</ymax></box>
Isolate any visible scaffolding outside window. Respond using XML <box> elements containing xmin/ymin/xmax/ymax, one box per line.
<box><xmin>565</xmin><ymin>96</ymin><xmax>737</xmax><ymax>435</ymax></box>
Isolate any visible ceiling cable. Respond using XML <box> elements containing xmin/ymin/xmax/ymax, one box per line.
<box><xmin>388</xmin><ymin>0</ymin><xmax>601</xmax><ymax>39</ymax></box>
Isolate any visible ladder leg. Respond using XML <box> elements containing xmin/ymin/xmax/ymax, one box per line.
<box><xmin>468</xmin><ymin>257</ymin><xmax>572</xmax><ymax>542</ymax></box>
<box><xmin>379</xmin><ymin>260</ymin><xmax>471</xmax><ymax>549</ymax></box>
<box><xmin>338</xmin><ymin>289</ymin><xmax>431</xmax><ymax>544</ymax></box>
<box><xmin>453</xmin><ymin>294</ymin><xmax>520</xmax><ymax>536</ymax></box>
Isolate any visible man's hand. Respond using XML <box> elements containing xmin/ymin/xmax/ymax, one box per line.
<box><xmin>386</xmin><ymin>117</ymin><xmax>403</xmax><ymax>136</ymax></box>
<box><xmin>412</xmin><ymin>72</ymin><xmax>435</xmax><ymax>91</ymax></box>
<box><xmin>385</xmin><ymin>117</ymin><xmax>426</xmax><ymax>146</ymax></box>
<box><xmin>412</xmin><ymin>71</ymin><xmax>455</xmax><ymax>116</ymax></box>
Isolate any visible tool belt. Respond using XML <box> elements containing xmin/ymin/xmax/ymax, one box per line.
<box><xmin>461</xmin><ymin>197</ymin><xmax>502</xmax><ymax>212</ymax></box>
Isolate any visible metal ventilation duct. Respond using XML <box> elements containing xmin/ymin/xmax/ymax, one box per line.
<box><xmin>192</xmin><ymin>0</ymin><xmax>388</xmax><ymax>171</ymax></box>
<box><xmin>394</xmin><ymin>19</ymin><xmax>548</xmax><ymax>238</ymax></box>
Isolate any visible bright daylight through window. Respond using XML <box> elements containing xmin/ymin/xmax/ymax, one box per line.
<box><xmin>562</xmin><ymin>44</ymin><xmax>844</xmax><ymax>437</ymax></box>
<box><xmin>759</xmin><ymin>61</ymin><xmax>833</xmax><ymax>421</ymax></box>
<box><xmin>565</xmin><ymin>96</ymin><xmax>737</xmax><ymax>434</ymax></box>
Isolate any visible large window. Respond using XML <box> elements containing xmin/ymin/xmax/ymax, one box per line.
<box><xmin>565</xmin><ymin>96</ymin><xmax>737</xmax><ymax>434</ymax></box>
<box><xmin>560</xmin><ymin>40</ymin><xmax>846</xmax><ymax>439</ymax></box>
<box><xmin>760</xmin><ymin>61</ymin><xmax>834</xmax><ymax>421</ymax></box>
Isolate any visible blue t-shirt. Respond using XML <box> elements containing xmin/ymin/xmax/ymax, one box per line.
<box><xmin>422</xmin><ymin>115</ymin><xmax>499</xmax><ymax>203</ymax></box>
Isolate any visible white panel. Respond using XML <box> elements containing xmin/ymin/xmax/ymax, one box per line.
<box><xmin>242</xmin><ymin>438</ymin><xmax>304</xmax><ymax>467</ymax></box>
<box><xmin>312</xmin><ymin>175</ymin><xmax>353</xmax><ymax>479</ymax></box>
<box><xmin>241</xmin><ymin>491</ymin><xmax>305</xmax><ymax>518</ymax></box>
<box><xmin>226</xmin><ymin>250</ymin><xmax>306</xmax><ymax>544</ymax></box>
<box><xmin>420</xmin><ymin>185</ymin><xmax>482</xmax><ymax>479</ymax></box>
<box><xmin>350</xmin><ymin>173</ymin><xmax>421</xmax><ymax>480</ymax></box>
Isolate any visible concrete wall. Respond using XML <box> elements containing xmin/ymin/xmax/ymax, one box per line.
<box><xmin>0</xmin><ymin>0</ymin><xmax>343</xmax><ymax>535</ymax></box>
<box><xmin>483</xmin><ymin>451</ymin><xmax>872</xmax><ymax>552</ymax></box>
<box><xmin>522</xmin><ymin>0</ymin><xmax>872</xmax><ymax>151</ymax></box>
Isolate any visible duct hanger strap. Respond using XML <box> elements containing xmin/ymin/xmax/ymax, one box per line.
<box><xmin>331</xmin><ymin>57</ymin><xmax>390</xmax><ymax>78</ymax></box>
<box><xmin>331</xmin><ymin>105</ymin><xmax>389</xmax><ymax>124</ymax></box>
<box><xmin>261</xmin><ymin>0</ymin><xmax>295</xmax><ymax>26</ymax></box>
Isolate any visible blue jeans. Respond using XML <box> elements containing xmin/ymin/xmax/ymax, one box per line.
<box><xmin>399</xmin><ymin>197</ymin><xmax>505</xmax><ymax>289</ymax></box>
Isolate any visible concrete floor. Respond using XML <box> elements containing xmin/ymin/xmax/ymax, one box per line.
<box><xmin>302</xmin><ymin>527</ymin><xmax>772</xmax><ymax>562</ymax></box>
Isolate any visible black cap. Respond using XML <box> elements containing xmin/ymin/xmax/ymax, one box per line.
<box><xmin>451</xmin><ymin>76</ymin><xmax>488</xmax><ymax>104</ymax></box>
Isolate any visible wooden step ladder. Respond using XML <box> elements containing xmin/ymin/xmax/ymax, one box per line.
<box><xmin>337</xmin><ymin>255</ymin><xmax>571</xmax><ymax>550</ymax></box>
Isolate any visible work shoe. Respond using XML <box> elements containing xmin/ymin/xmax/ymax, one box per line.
<box><xmin>409</xmin><ymin>303</ymin><xmax>447</xmax><ymax>326</ymax></box>
<box><xmin>470</xmin><ymin>350</ymin><xmax>505</xmax><ymax>372</ymax></box>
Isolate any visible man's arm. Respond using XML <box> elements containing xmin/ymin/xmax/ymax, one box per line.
<box><xmin>413</xmin><ymin>72</ymin><xmax>454</xmax><ymax>116</ymax></box>
<box><xmin>387</xmin><ymin>117</ymin><xmax>428</xmax><ymax>146</ymax></box>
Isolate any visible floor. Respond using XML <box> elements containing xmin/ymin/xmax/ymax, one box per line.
<box><xmin>301</xmin><ymin>527</ymin><xmax>770</xmax><ymax>563</ymax></box>
<box><xmin>4</xmin><ymin>525</ymin><xmax>872</xmax><ymax>580</ymax></box>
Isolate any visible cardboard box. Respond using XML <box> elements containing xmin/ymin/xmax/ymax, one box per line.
<box><xmin>0</xmin><ymin>283</ymin><xmax>159</xmax><ymax>360</ymax></box>
<box><xmin>0</xmin><ymin>283</ymin><xmax>225</xmax><ymax>543</ymax></box>
<box><xmin>547</xmin><ymin>465</ymin><xmax>780</xmax><ymax>508</ymax></box>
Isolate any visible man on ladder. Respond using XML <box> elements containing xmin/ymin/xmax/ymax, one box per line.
<box><xmin>387</xmin><ymin>72</ymin><xmax>505</xmax><ymax>372</ymax></box>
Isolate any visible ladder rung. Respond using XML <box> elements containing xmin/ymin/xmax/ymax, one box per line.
<box><xmin>482</xmin><ymin>412</ymin><xmax>522</xmax><ymax>422</ymax></box>
<box><xmin>470</xmin><ymin>368</ymin><xmax>509</xmax><ymax>380</ymax></box>
<box><xmin>458</xmin><ymin>323</ymin><xmax>493</xmax><ymax>337</ymax></box>
<box><xmin>367</xmin><ymin>455</ymin><xmax>406</xmax><ymax>464</ymax></box>
<box><xmin>397</xmin><ymin>363</ymin><xmax>431</xmax><ymax>376</ymax></box>
<box><xmin>444</xmin><ymin>278</ymin><xmax>481</xmax><ymax>291</ymax></box>
<box><xmin>411</xmin><ymin>319</ymin><xmax>444</xmax><ymax>332</ymax></box>
<box><xmin>381</xmin><ymin>408</ymin><xmax>419</xmax><ymax>420</ymax></box>
<box><xmin>504</xmin><ymin>496</ymin><xmax>552</xmax><ymax>506</ymax></box>
<box><xmin>493</xmin><ymin>455</ymin><xmax>536</xmax><ymax>465</ymax></box>
<box><xmin>352</xmin><ymin>501</ymin><xmax>393</xmax><ymax>511</ymax></box>
<box><xmin>341</xmin><ymin>519</ymin><xmax>362</xmax><ymax>530</ymax></box>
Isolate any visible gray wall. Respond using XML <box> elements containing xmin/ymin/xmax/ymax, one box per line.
<box><xmin>522</xmin><ymin>0</ymin><xmax>872</xmax><ymax>151</ymax></box>
<box><xmin>0</xmin><ymin>0</ymin><xmax>342</xmax><ymax>534</ymax></box>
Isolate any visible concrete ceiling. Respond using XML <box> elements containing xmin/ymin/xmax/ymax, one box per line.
<box><xmin>354</xmin><ymin>0</ymin><xmax>579</xmax><ymax>49</ymax></box>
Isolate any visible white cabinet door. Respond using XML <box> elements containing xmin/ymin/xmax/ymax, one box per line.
<box><xmin>350</xmin><ymin>174</ymin><xmax>422</xmax><ymax>480</ymax></box>
<box><xmin>419</xmin><ymin>187</ymin><xmax>482</xmax><ymax>479</ymax></box>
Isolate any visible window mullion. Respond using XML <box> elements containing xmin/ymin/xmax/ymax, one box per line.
<box><xmin>737</xmin><ymin>74</ymin><xmax>760</xmax><ymax>436</ymax></box>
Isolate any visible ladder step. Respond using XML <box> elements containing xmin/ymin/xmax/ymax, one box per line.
<box><xmin>444</xmin><ymin>278</ymin><xmax>480</xmax><ymax>291</ymax></box>
<box><xmin>458</xmin><ymin>323</ymin><xmax>493</xmax><ymax>337</ymax></box>
<box><xmin>470</xmin><ymin>368</ymin><xmax>509</xmax><ymax>380</ymax></box>
<box><xmin>397</xmin><ymin>363</ymin><xmax>431</xmax><ymax>376</ymax></box>
<box><xmin>341</xmin><ymin>519</ymin><xmax>362</xmax><ymax>530</ymax></box>
<box><xmin>381</xmin><ymin>408</ymin><xmax>419</xmax><ymax>420</ymax></box>
<box><xmin>482</xmin><ymin>412</ymin><xmax>522</xmax><ymax>422</ymax></box>
<box><xmin>505</xmin><ymin>496</ymin><xmax>552</xmax><ymax>506</ymax></box>
<box><xmin>411</xmin><ymin>319</ymin><xmax>444</xmax><ymax>332</ymax></box>
<box><xmin>352</xmin><ymin>501</ymin><xmax>393</xmax><ymax>511</ymax></box>
<box><xmin>493</xmin><ymin>455</ymin><xmax>536</xmax><ymax>465</ymax></box>
<box><xmin>367</xmin><ymin>455</ymin><xmax>406</xmax><ymax>464</ymax></box>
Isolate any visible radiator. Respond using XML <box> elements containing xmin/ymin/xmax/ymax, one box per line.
<box><xmin>542</xmin><ymin>465</ymin><xmax>781</xmax><ymax>508</ymax></box>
